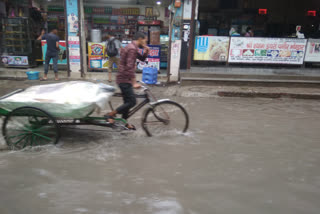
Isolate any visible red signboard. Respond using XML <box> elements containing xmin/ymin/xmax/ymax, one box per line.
<box><xmin>307</xmin><ymin>10</ymin><xmax>316</xmax><ymax>17</ymax></box>
<box><xmin>258</xmin><ymin>9</ymin><xmax>267</xmax><ymax>15</ymax></box>
<box><xmin>137</xmin><ymin>20</ymin><xmax>162</xmax><ymax>26</ymax></box>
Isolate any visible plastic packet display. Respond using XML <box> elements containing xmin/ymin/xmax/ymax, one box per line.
<box><xmin>0</xmin><ymin>81</ymin><xmax>115</xmax><ymax>118</ymax></box>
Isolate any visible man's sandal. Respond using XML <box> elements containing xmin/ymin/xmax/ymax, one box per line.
<box><xmin>125</xmin><ymin>124</ymin><xmax>136</xmax><ymax>130</ymax></box>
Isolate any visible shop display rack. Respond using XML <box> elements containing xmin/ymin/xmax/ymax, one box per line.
<box><xmin>1</xmin><ymin>17</ymin><xmax>35</xmax><ymax>68</ymax></box>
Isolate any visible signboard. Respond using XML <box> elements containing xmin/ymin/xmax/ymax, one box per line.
<box><xmin>194</xmin><ymin>36</ymin><xmax>230</xmax><ymax>61</ymax></box>
<box><xmin>88</xmin><ymin>42</ymin><xmax>105</xmax><ymax>57</ymax></box>
<box><xmin>137</xmin><ymin>58</ymin><xmax>160</xmax><ymax>71</ymax></box>
<box><xmin>88</xmin><ymin>42</ymin><xmax>104</xmax><ymax>69</ymax></box>
<box><xmin>183</xmin><ymin>0</ymin><xmax>192</xmax><ymax>20</ymax></box>
<box><xmin>138</xmin><ymin>45</ymin><xmax>161</xmax><ymax>58</ymax></box>
<box><xmin>89</xmin><ymin>57</ymin><xmax>116</xmax><ymax>69</ymax></box>
<box><xmin>170</xmin><ymin>40</ymin><xmax>182</xmax><ymax>82</ymax></box>
<box><xmin>228</xmin><ymin>37</ymin><xmax>307</xmax><ymax>64</ymax></box>
<box><xmin>137</xmin><ymin>45</ymin><xmax>161</xmax><ymax>71</ymax></box>
<box><xmin>66</xmin><ymin>0</ymin><xmax>79</xmax><ymax>36</ymax></box>
<box><xmin>305</xmin><ymin>39</ymin><xmax>320</xmax><ymax>62</ymax></box>
<box><xmin>41</xmin><ymin>41</ymin><xmax>67</xmax><ymax>65</ymax></box>
<box><xmin>1</xmin><ymin>56</ymin><xmax>29</xmax><ymax>66</ymax></box>
<box><xmin>68</xmin><ymin>36</ymin><xmax>81</xmax><ymax>71</ymax></box>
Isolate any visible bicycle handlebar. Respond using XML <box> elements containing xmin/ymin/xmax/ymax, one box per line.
<box><xmin>137</xmin><ymin>81</ymin><xmax>149</xmax><ymax>91</ymax></box>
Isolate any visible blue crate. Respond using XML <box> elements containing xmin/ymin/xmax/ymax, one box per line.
<box><xmin>142</xmin><ymin>67</ymin><xmax>158</xmax><ymax>84</ymax></box>
<box><xmin>26</xmin><ymin>71</ymin><xmax>40</xmax><ymax>80</ymax></box>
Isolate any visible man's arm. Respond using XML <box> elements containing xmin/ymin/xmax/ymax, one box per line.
<box><xmin>37</xmin><ymin>34</ymin><xmax>45</xmax><ymax>41</ymax></box>
<box><xmin>126</xmin><ymin>49</ymin><xmax>137</xmax><ymax>82</ymax></box>
<box><xmin>56</xmin><ymin>37</ymin><xmax>60</xmax><ymax>50</ymax></box>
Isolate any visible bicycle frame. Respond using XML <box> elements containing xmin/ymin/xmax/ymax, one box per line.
<box><xmin>109</xmin><ymin>87</ymin><xmax>153</xmax><ymax>120</ymax></box>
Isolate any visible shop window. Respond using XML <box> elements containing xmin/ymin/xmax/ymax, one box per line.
<box><xmin>220</xmin><ymin>0</ymin><xmax>238</xmax><ymax>9</ymax></box>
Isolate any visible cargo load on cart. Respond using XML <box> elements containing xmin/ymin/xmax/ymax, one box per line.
<box><xmin>0</xmin><ymin>81</ymin><xmax>115</xmax><ymax>118</ymax></box>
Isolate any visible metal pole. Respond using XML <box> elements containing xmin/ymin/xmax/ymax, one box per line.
<box><xmin>167</xmin><ymin>2</ymin><xmax>174</xmax><ymax>83</ymax></box>
<box><xmin>64</xmin><ymin>0</ymin><xmax>70</xmax><ymax>77</ymax></box>
<box><xmin>78</xmin><ymin>0</ymin><xmax>87</xmax><ymax>78</ymax></box>
<box><xmin>187</xmin><ymin>0</ymin><xmax>197</xmax><ymax>70</ymax></box>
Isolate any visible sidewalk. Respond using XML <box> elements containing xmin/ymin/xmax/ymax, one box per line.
<box><xmin>181</xmin><ymin>66</ymin><xmax>320</xmax><ymax>84</ymax></box>
<box><xmin>165</xmin><ymin>85</ymin><xmax>320</xmax><ymax>100</ymax></box>
<box><xmin>2</xmin><ymin>66</ymin><xmax>320</xmax><ymax>100</ymax></box>
<box><xmin>0</xmin><ymin>66</ymin><xmax>168</xmax><ymax>82</ymax></box>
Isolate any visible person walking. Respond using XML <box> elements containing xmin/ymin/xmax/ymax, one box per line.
<box><xmin>38</xmin><ymin>28</ymin><xmax>60</xmax><ymax>81</ymax></box>
<box><xmin>105</xmin><ymin>34</ymin><xmax>121</xmax><ymax>82</ymax></box>
<box><xmin>105</xmin><ymin>32</ymin><xmax>149</xmax><ymax>130</ymax></box>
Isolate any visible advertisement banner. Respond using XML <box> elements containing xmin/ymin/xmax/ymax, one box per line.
<box><xmin>68</xmin><ymin>36</ymin><xmax>81</xmax><ymax>71</ymax></box>
<box><xmin>1</xmin><ymin>56</ymin><xmax>28</xmax><ymax>66</ymax></box>
<box><xmin>89</xmin><ymin>56</ymin><xmax>117</xmax><ymax>69</ymax></box>
<box><xmin>305</xmin><ymin>39</ymin><xmax>320</xmax><ymax>62</ymax></box>
<box><xmin>194</xmin><ymin>36</ymin><xmax>230</xmax><ymax>61</ymax></box>
<box><xmin>137</xmin><ymin>58</ymin><xmax>160</xmax><ymax>71</ymax></box>
<box><xmin>228</xmin><ymin>37</ymin><xmax>307</xmax><ymax>64</ymax></box>
<box><xmin>66</xmin><ymin>0</ymin><xmax>79</xmax><ymax>36</ymax></box>
<box><xmin>89</xmin><ymin>57</ymin><xmax>102</xmax><ymax>69</ymax></box>
<box><xmin>88</xmin><ymin>42</ymin><xmax>105</xmax><ymax>69</ymax></box>
<box><xmin>41</xmin><ymin>41</ymin><xmax>67</xmax><ymax>65</ymax></box>
<box><xmin>88</xmin><ymin>42</ymin><xmax>105</xmax><ymax>57</ymax></box>
<box><xmin>137</xmin><ymin>45</ymin><xmax>161</xmax><ymax>71</ymax></box>
<box><xmin>138</xmin><ymin>45</ymin><xmax>161</xmax><ymax>58</ymax></box>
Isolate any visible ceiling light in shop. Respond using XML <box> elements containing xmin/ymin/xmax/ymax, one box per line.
<box><xmin>156</xmin><ymin>1</ymin><xmax>162</xmax><ymax>5</ymax></box>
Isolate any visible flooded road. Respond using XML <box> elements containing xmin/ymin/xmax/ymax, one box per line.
<box><xmin>1</xmin><ymin>93</ymin><xmax>320</xmax><ymax>214</ymax></box>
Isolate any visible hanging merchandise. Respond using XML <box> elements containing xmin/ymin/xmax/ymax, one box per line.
<box><xmin>9</xmin><ymin>7</ymin><xmax>16</xmax><ymax>18</ymax></box>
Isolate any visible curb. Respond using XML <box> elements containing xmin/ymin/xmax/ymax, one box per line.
<box><xmin>217</xmin><ymin>91</ymin><xmax>320</xmax><ymax>100</ymax></box>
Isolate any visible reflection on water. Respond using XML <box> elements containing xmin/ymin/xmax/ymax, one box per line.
<box><xmin>0</xmin><ymin>97</ymin><xmax>320</xmax><ymax>214</ymax></box>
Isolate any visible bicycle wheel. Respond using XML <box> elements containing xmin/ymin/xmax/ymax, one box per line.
<box><xmin>2</xmin><ymin>107</ymin><xmax>60</xmax><ymax>150</ymax></box>
<box><xmin>142</xmin><ymin>100</ymin><xmax>189</xmax><ymax>137</ymax></box>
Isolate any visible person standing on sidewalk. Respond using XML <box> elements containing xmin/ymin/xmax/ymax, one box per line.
<box><xmin>105</xmin><ymin>34</ymin><xmax>121</xmax><ymax>82</ymax></box>
<box><xmin>38</xmin><ymin>28</ymin><xmax>60</xmax><ymax>81</ymax></box>
<box><xmin>105</xmin><ymin>32</ymin><xmax>149</xmax><ymax>130</ymax></box>
<box><xmin>245</xmin><ymin>27</ymin><xmax>254</xmax><ymax>37</ymax></box>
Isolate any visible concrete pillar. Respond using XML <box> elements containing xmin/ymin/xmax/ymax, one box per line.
<box><xmin>168</xmin><ymin>2</ymin><xmax>184</xmax><ymax>82</ymax></box>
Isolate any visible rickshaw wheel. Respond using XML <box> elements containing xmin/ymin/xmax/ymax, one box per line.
<box><xmin>2</xmin><ymin>107</ymin><xmax>60</xmax><ymax>150</ymax></box>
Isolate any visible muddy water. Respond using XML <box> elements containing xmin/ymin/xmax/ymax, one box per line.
<box><xmin>1</xmin><ymin>97</ymin><xmax>320</xmax><ymax>214</ymax></box>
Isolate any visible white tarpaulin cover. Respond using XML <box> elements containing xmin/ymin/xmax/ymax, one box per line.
<box><xmin>0</xmin><ymin>81</ymin><xmax>115</xmax><ymax>118</ymax></box>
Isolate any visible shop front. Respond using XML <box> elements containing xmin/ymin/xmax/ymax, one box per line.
<box><xmin>0</xmin><ymin>0</ymin><xmax>178</xmax><ymax>81</ymax></box>
<box><xmin>189</xmin><ymin>0</ymin><xmax>320</xmax><ymax>71</ymax></box>
<box><xmin>0</xmin><ymin>0</ymin><xmax>68</xmax><ymax>69</ymax></box>
<box><xmin>0</xmin><ymin>0</ymin><xmax>45</xmax><ymax>68</ymax></box>
<box><xmin>83</xmin><ymin>0</ymin><xmax>171</xmax><ymax>74</ymax></box>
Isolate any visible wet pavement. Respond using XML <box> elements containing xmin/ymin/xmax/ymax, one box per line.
<box><xmin>0</xmin><ymin>80</ymin><xmax>320</xmax><ymax>214</ymax></box>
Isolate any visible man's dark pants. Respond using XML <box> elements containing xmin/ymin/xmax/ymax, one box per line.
<box><xmin>116</xmin><ymin>83</ymin><xmax>137</xmax><ymax>120</ymax></box>
<box><xmin>44</xmin><ymin>53</ymin><xmax>58</xmax><ymax>74</ymax></box>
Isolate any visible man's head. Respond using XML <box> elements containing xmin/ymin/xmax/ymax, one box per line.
<box><xmin>51</xmin><ymin>29</ymin><xmax>58</xmax><ymax>35</ymax></box>
<box><xmin>134</xmin><ymin>32</ymin><xmax>147</xmax><ymax>48</ymax></box>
